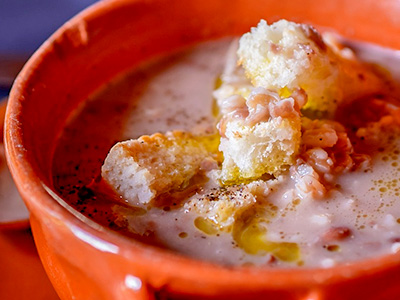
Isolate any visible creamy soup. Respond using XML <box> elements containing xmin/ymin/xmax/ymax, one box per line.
<box><xmin>52</xmin><ymin>35</ymin><xmax>400</xmax><ymax>268</ymax></box>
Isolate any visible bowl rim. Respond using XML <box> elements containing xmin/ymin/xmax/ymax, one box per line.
<box><xmin>5</xmin><ymin>0</ymin><xmax>400</xmax><ymax>292</ymax></box>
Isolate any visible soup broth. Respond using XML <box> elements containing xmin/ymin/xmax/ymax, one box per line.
<box><xmin>52</xmin><ymin>37</ymin><xmax>400</xmax><ymax>268</ymax></box>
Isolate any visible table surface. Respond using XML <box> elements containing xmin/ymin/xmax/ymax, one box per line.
<box><xmin>0</xmin><ymin>1</ymin><xmax>98</xmax><ymax>298</ymax></box>
<box><xmin>0</xmin><ymin>226</ymin><xmax>60</xmax><ymax>299</ymax></box>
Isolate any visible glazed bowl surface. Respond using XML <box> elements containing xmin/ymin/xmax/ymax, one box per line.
<box><xmin>6</xmin><ymin>0</ymin><xmax>400</xmax><ymax>299</ymax></box>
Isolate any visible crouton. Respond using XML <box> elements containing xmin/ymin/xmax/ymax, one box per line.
<box><xmin>238</xmin><ymin>19</ymin><xmax>387</xmax><ymax>116</ymax></box>
<box><xmin>185</xmin><ymin>179</ymin><xmax>275</xmax><ymax>231</ymax></box>
<box><xmin>101</xmin><ymin>131</ymin><xmax>219</xmax><ymax>205</ymax></box>
<box><xmin>217</xmin><ymin>88</ymin><xmax>305</xmax><ymax>184</ymax></box>
<box><xmin>185</xmin><ymin>185</ymin><xmax>257</xmax><ymax>231</ymax></box>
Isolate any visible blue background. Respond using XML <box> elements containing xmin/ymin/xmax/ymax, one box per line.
<box><xmin>0</xmin><ymin>0</ymin><xmax>98</xmax><ymax>97</ymax></box>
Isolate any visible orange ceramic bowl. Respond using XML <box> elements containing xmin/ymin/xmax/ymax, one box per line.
<box><xmin>6</xmin><ymin>0</ymin><xmax>400</xmax><ymax>299</ymax></box>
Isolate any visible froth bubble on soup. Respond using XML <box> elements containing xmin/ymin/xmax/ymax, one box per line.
<box><xmin>52</xmin><ymin>20</ymin><xmax>400</xmax><ymax>268</ymax></box>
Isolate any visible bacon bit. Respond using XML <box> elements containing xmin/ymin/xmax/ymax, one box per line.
<box><xmin>245</xmin><ymin>91</ymin><xmax>273</xmax><ymax>126</ymax></box>
<box><xmin>297</xmin><ymin>174</ymin><xmax>326</xmax><ymax>200</ymax></box>
<box><xmin>291</xmin><ymin>88</ymin><xmax>308</xmax><ymax>111</ymax></box>
<box><xmin>220</xmin><ymin>94</ymin><xmax>247</xmax><ymax>115</ymax></box>
<box><xmin>265</xmin><ymin>254</ymin><xmax>277</xmax><ymax>265</ymax></box>
<box><xmin>331</xmin><ymin>152</ymin><xmax>354</xmax><ymax>173</ymax></box>
<box><xmin>302</xmin><ymin>127</ymin><xmax>338</xmax><ymax>148</ymax></box>
<box><xmin>390</xmin><ymin>237</ymin><xmax>400</xmax><ymax>243</ymax></box>
<box><xmin>246</xmin><ymin>93</ymin><xmax>269</xmax><ymax>109</ymax></box>
<box><xmin>334</xmin><ymin>132</ymin><xmax>353</xmax><ymax>153</ymax></box>
<box><xmin>217</xmin><ymin>116</ymin><xmax>228</xmax><ymax>138</ymax></box>
<box><xmin>303</xmin><ymin>148</ymin><xmax>333</xmax><ymax>174</ymax></box>
<box><xmin>330</xmin><ymin>132</ymin><xmax>355</xmax><ymax>173</ymax></box>
<box><xmin>300</xmin><ymin>24</ymin><xmax>327</xmax><ymax>51</ymax></box>
<box><xmin>351</xmin><ymin>153</ymin><xmax>371</xmax><ymax>170</ymax></box>
<box><xmin>302</xmin><ymin>119</ymin><xmax>343</xmax><ymax>149</ymax></box>
<box><xmin>269</xmin><ymin>98</ymin><xmax>296</xmax><ymax>119</ymax></box>
<box><xmin>291</xmin><ymin>163</ymin><xmax>326</xmax><ymax>200</ymax></box>
<box><xmin>301</xmin><ymin>117</ymin><xmax>370</xmax><ymax>176</ymax></box>
<box><xmin>219</xmin><ymin>88</ymin><xmax>307</xmax><ymax>133</ymax></box>
<box><xmin>322</xmin><ymin>226</ymin><xmax>352</xmax><ymax>242</ymax></box>
<box><xmin>233</xmin><ymin>107</ymin><xmax>250</xmax><ymax>119</ymax></box>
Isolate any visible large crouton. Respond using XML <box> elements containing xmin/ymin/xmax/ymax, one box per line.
<box><xmin>238</xmin><ymin>19</ymin><xmax>387</xmax><ymax>116</ymax></box>
<box><xmin>217</xmin><ymin>88</ymin><xmax>305</xmax><ymax>184</ymax></box>
<box><xmin>220</xmin><ymin>117</ymin><xmax>301</xmax><ymax>183</ymax></box>
<box><xmin>101</xmin><ymin>131</ymin><xmax>219</xmax><ymax>205</ymax></box>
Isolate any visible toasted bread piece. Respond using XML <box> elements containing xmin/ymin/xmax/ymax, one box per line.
<box><xmin>218</xmin><ymin>88</ymin><xmax>305</xmax><ymax>184</ymax></box>
<box><xmin>101</xmin><ymin>131</ymin><xmax>218</xmax><ymax>205</ymax></box>
<box><xmin>184</xmin><ymin>179</ymin><xmax>280</xmax><ymax>232</ymax></box>
<box><xmin>185</xmin><ymin>180</ymin><xmax>274</xmax><ymax>231</ymax></box>
<box><xmin>238</xmin><ymin>19</ymin><xmax>387</xmax><ymax>116</ymax></box>
<box><xmin>216</xmin><ymin>108</ymin><xmax>302</xmax><ymax>184</ymax></box>
<box><xmin>185</xmin><ymin>186</ymin><xmax>256</xmax><ymax>231</ymax></box>
<box><xmin>220</xmin><ymin>116</ymin><xmax>301</xmax><ymax>183</ymax></box>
